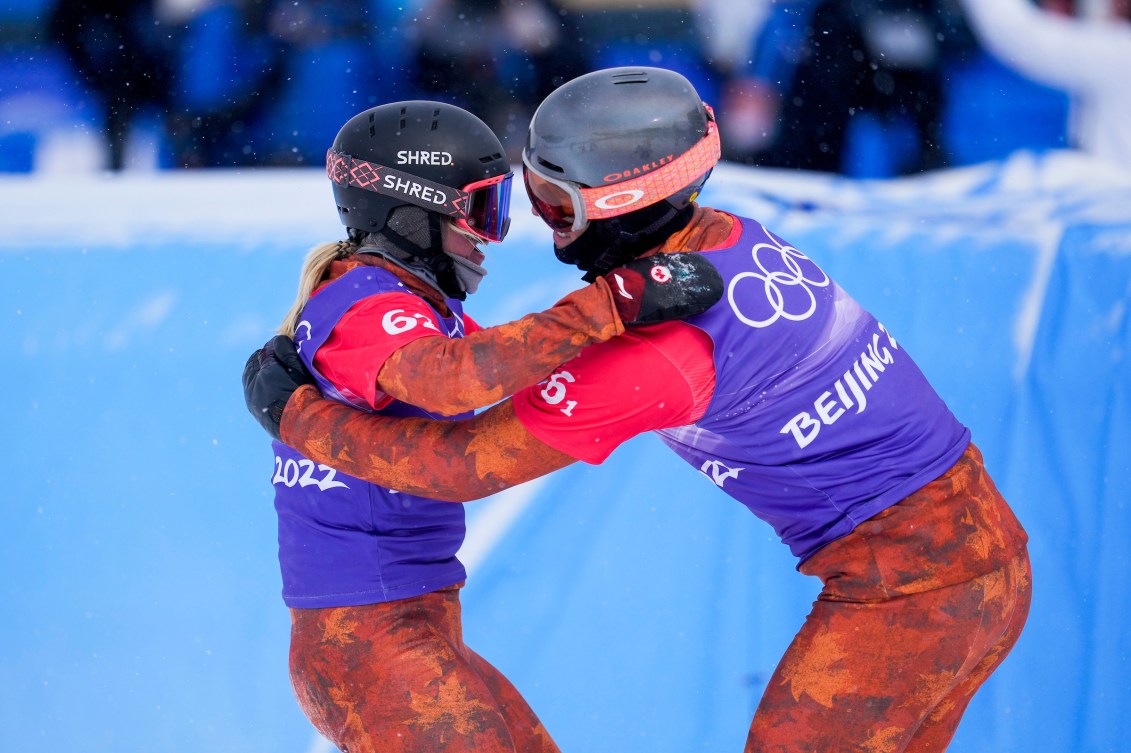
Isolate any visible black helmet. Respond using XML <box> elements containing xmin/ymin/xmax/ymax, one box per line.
<box><xmin>327</xmin><ymin>100</ymin><xmax>513</xmax><ymax>242</ymax></box>
<box><xmin>522</xmin><ymin>66</ymin><xmax>719</xmax><ymax>235</ymax></box>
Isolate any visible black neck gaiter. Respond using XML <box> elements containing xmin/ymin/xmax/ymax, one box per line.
<box><xmin>355</xmin><ymin>207</ymin><xmax>466</xmax><ymax>300</ymax></box>
<box><xmin>555</xmin><ymin>201</ymin><xmax>696</xmax><ymax>282</ymax></box>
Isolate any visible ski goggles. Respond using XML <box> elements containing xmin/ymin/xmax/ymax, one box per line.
<box><xmin>522</xmin><ymin>105</ymin><xmax>720</xmax><ymax>234</ymax></box>
<box><xmin>326</xmin><ymin>149</ymin><xmax>513</xmax><ymax>243</ymax></box>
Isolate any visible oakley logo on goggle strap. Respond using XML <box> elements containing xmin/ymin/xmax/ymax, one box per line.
<box><xmin>327</xmin><ymin>150</ymin><xmax>469</xmax><ymax>219</ymax></box>
<box><xmin>603</xmin><ymin>155</ymin><xmax>676</xmax><ymax>183</ymax></box>
<box><xmin>594</xmin><ymin>190</ymin><xmax>646</xmax><ymax>210</ymax></box>
<box><xmin>584</xmin><ymin>114</ymin><xmax>720</xmax><ymax>221</ymax></box>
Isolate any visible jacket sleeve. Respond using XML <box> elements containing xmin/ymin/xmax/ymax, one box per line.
<box><xmin>377</xmin><ymin>277</ymin><xmax>625</xmax><ymax>415</ymax></box>
<box><xmin>279</xmin><ymin>384</ymin><xmax>577</xmax><ymax>502</ymax></box>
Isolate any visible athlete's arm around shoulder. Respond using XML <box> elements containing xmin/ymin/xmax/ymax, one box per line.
<box><xmin>376</xmin><ymin>247</ymin><xmax>726</xmax><ymax>416</ymax></box>
<box><xmin>313</xmin><ymin>277</ymin><xmax>625</xmax><ymax>414</ymax></box>
<box><xmin>377</xmin><ymin>279</ymin><xmax>627</xmax><ymax>415</ymax></box>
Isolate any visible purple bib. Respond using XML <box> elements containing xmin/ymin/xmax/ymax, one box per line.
<box><xmin>271</xmin><ymin>265</ymin><xmax>470</xmax><ymax>607</ymax></box>
<box><xmin>658</xmin><ymin>217</ymin><xmax>970</xmax><ymax>562</ymax></box>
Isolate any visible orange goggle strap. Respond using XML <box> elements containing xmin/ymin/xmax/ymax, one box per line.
<box><xmin>580</xmin><ymin>105</ymin><xmax>720</xmax><ymax>221</ymax></box>
<box><xmin>327</xmin><ymin>149</ymin><xmax>472</xmax><ymax>220</ymax></box>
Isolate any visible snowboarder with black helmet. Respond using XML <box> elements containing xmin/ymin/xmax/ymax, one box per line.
<box><xmin>245</xmin><ymin>98</ymin><xmax>723</xmax><ymax>753</ymax></box>
<box><xmin>247</xmin><ymin>71</ymin><xmax>1030</xmax><ymax>753</ymax></box>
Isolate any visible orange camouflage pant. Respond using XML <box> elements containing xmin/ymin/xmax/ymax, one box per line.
<box><xmin>746</xmin><ymin>443</ymin><xmax>1032</xmax><ymax>753</ymax></box>
<box><xmin>288</xmin><ymin>585</ymin><xmax>559</xmax><ymax>753</ymax></box>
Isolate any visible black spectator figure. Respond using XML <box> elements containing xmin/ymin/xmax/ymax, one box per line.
<box><xmin>48</xmin><ymin>0</ymin><xmax>174</xmax><ymax>171</ymax></box>
<box><xmin>760</xmin><ymin>0</ymin><xmax>976</xmax><ymax>175</ymax></box>
<box><xmin>163</xmin><ymin>0</ymin><xmax>292</xmax><ymax>168</ymax></box>
<box><xmin>411</xmin><ymin>0</ymin><xmax>587</xmax><ymax>158</ymax></box>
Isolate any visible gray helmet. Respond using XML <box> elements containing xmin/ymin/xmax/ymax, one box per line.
<box><xmin>523</xmin><ymin>66</ymin><xmax>718</xmax><ymax>231</ymax></box>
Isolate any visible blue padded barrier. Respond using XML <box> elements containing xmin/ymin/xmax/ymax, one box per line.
<box><xmin>0</xmin><ymin>153</ymin><xmax>1127</xmax><ymax>752</ymax></box>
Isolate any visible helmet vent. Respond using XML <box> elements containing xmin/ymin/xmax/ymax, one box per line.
<box><xmin>431</xmin><ymin>109</ymin><xmax>441</xmax><ymax>130</ymax></box>
<box><xmin>480</xmin><ymin>153</ymin><xmax>503</xmax><ymax>164</ymax></box>
<box><xmin>398</xmin><ymin>107</ymin><xmax>407</xmax><ymax>131</ymax></box>
<box><xmin>368</xmin><ymin>112</ymin><xmax>376</xmax><ymax>138</ymax></box>
<box><xmin>611</xmin><ymin>70</ymin><xmax>650</xmax><ymax>85</ymax></box>
<box><xmin>536</xmin><ymin>156</ymin><xmax>565</xmax><ymax>174</ymax></box>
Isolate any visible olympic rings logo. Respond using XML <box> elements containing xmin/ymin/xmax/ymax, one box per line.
<box><xmin>727</xmin><ymin>234</ymin><xmax>830</xmax><ymax>328</ymax></box>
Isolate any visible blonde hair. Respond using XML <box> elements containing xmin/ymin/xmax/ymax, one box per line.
<box><xmin>278</xmin><ymin>240</ymin><xmax>356</xmax><ymax>336</ymax></box>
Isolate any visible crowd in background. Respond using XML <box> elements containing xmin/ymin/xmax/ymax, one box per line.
<box><xmin>1</xmin><ymin>0</ymin><xmax>1128</xmax><ymax>176</ymax></box>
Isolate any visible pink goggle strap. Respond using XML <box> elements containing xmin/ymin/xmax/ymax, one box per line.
<box><xmin>326</xmin><ymin>149</ymin><xmax>469</xmax><ymax>219</ymax></box>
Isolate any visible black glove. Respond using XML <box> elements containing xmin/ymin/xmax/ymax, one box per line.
<box><xmin>603</xmin><ymin>252</ymin><xmax>724</xmax><ymax>326</ymax></box>
<box><xmin>242</xmin><ymin>334</ymin><xmax>316</xmax><ymax>441</ymax></box>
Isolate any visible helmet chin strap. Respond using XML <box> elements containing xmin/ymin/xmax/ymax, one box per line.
<box><xmin>357</xmin><ymin>207</ymin><xmax>467</xmax><ymax>300</ymax></box>
<box><xmin>557</xmin><ymin>201</ymin><xmax>695</xmax><ymax>282</ymax></box>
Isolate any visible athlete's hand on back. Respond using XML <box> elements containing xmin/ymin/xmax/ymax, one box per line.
<box><xmin>604</xmin><ymin>252</ymin><xmax>724</xmax><ymax>326</ymax></box>
<box><xmin>243</xmin><ymin>335</ymin><xmax>316</xmax><ymax>441</ymax></box>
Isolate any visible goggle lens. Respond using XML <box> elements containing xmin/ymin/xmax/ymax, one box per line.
<box><xmin>523</xmin><ymin>168</ymin><xmax>579</xmax><ymax>232</ymax></box>
<box><xmin>462</xmin><ymin>172</ymin><xmax>513</xmax><ymax>243</ymax></box>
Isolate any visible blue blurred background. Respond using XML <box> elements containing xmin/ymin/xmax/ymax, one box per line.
<box><xmin>0</xmin><ymin>0</ymin><xmax>1077</xmax><ymax>176</ymax></box>
<box><xmin>3</xmin><ymin>1</ymin><xmax>1130</xmax><ymax>752</ymax></box>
